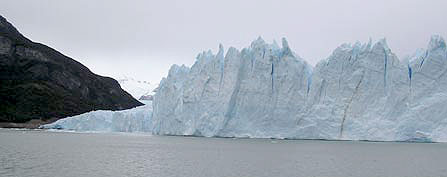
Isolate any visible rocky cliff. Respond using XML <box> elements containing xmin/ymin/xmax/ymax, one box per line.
<box><xmin>0</xmin><ymin>15</ymin><xmax>143</xmax><ymax>127</ymax></box>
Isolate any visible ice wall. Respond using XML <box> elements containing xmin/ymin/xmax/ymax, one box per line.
<box><xmin>152</xmin><ymin>36</ymin><xmax>447</xmax><ymax>142</ymax></box>
<box><xmin>42</xmin><ymin>101</ymin><xmax>153</xmax><ymax>132</ymax></box>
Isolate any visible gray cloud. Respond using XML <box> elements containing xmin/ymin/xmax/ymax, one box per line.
<box><xmin>1</xmin><ymin>0</ymin><xmax>446</xmax><ymax>83</ymax></box>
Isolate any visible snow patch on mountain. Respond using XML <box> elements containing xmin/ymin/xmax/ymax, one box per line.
<box><xmin>116</xmin><ymin>76</ymin><xmax>158</xmax><ymax>100</ymax></box>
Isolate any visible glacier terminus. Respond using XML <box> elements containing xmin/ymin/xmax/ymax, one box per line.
<box><xmin>46</xmin><ymin>36</ymin><xmax>447</xmax><ymax>142</ymax></box>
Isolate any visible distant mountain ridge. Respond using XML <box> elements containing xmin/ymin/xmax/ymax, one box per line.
<box><xmin>116</xmin><ymin>76</ymin><xmax>157</xmax><ymax>100</ymax></box>
<box><xmin>0</xmin><ymin>15</ymin><xmax>143</xmax><ymax>127</ymax></box>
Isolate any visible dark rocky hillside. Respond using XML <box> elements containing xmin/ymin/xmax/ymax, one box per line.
<box><xmin>0</xmin><ymin>15</ymin><xmax>143</xmax><ymax>127</ymax></box>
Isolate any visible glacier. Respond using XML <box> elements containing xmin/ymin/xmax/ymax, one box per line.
<box><xmin>151</xmin><ymin>35</ymin><xmax>447</xmax><ymax>142</ymax></box>
<box><xmin>41</xmin><ymin>101</ymin><xmax>153</xmax><ymax>132</ymax></box>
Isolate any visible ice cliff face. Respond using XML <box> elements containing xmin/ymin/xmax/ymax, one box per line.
<box><xmin>401</xmin><ymin>35</ymin><xmax>447</xmax><ymax>142</ymax></box>
<box><xmin>42</xmin><ymin>101</ymin><xmax>153</xmax><ymax>132</ymax></box>
<box><xmin>301</xmin><ymin>39</ymin><xmax>409</xmax><ymax>141</ymax></box>
<box><xmin>152</xmin><ymin>38</ymin><xmax>312</xmax><ymax>138</ymax></box>
<box><xmin>152</xmin><ymin>36</ymin><xmax>447</xmax><ymax>142</ymax></box>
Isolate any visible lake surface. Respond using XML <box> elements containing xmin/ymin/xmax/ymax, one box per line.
<box><xmin>1</xmin><ymin>129</ymin><xmax>447</xmax><ymax>177</ymax></box>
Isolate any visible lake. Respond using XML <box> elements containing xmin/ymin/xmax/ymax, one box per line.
<box><xmin>1</xmin><ymin>129</ymin><xmax>446</xmax><ymax>177</ymax></box>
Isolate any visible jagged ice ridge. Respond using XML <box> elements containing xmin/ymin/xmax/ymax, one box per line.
<box><xmin>151</xmin><ymin>35</ymin><xmax>447</xmax><ymax>142</ymax></box>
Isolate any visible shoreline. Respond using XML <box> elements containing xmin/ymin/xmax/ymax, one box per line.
<box><xmin>0</xmin><ymin>118</ymin><xmax>59</xmax><ymax>129</ymax></box>
<box><xmin>1</xmin><ymin>128</ymin><xmax>439</xmax><ymax>144</ymax></box>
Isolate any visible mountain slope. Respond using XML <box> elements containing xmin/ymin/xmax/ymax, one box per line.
<box><xmin>0</xmin><ymin>15</ymin><xmax>143</xmax><ymax>127</ymax></box>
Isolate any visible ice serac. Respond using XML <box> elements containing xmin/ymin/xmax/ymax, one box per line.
<box><xmin>152</xmin><ymin>37</ymin><xmax>312</xmax><ymax>138</ymax></box>
<box><xmin>302</xmin><ymin>39</ymin><xmax>410</xmax><ymax>141</ymax></box>
<box><xmin>152</xmin><ymin>36</ymin><xmax>447</xmax><ymax>142</ymax></box>
<box><xmin>42</xmin><ymin>101</ymin><xmax>153</xmax><ymax>132</ymax></box>
<box><xmin>400</xmin><ymin>35</ymin><xmax>447</xmax><ymax>142</ymax></box>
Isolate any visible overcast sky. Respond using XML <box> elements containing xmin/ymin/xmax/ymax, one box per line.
<box><xmin>1</xmin><ymin>0</ymin><xmax>447</xmax><ymax>83</ymax></box>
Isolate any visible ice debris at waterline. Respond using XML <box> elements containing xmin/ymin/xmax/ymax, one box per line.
<box><xmin>151</xmin><ymin>36</ymin><xmax>447</xmax><ymax>142</ymax></box>
<box><xmin>41</xmin><ymin>101</ymin><xmax>153</xmax><ymax>132</ymax></box>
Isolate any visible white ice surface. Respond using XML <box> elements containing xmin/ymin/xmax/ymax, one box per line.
<box><xmin>42</xmin><ymin>101</ymin><xmax>153</xmax><ymax>132</ymax></box>
<box><xmin>42</xmin><ymin>36</ymin><xmax>447</xmax><ymax>142</ymax></box>
<box><xmin>151</xmin><ymin>36</ymin><xmax>447</xmax><ymax>142</ymax></box>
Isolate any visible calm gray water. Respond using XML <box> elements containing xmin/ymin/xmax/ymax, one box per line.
<box><xmin>1</xmin><ymin>129</ymin><xmax>447</xmax><ymax>177</ymax></box>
